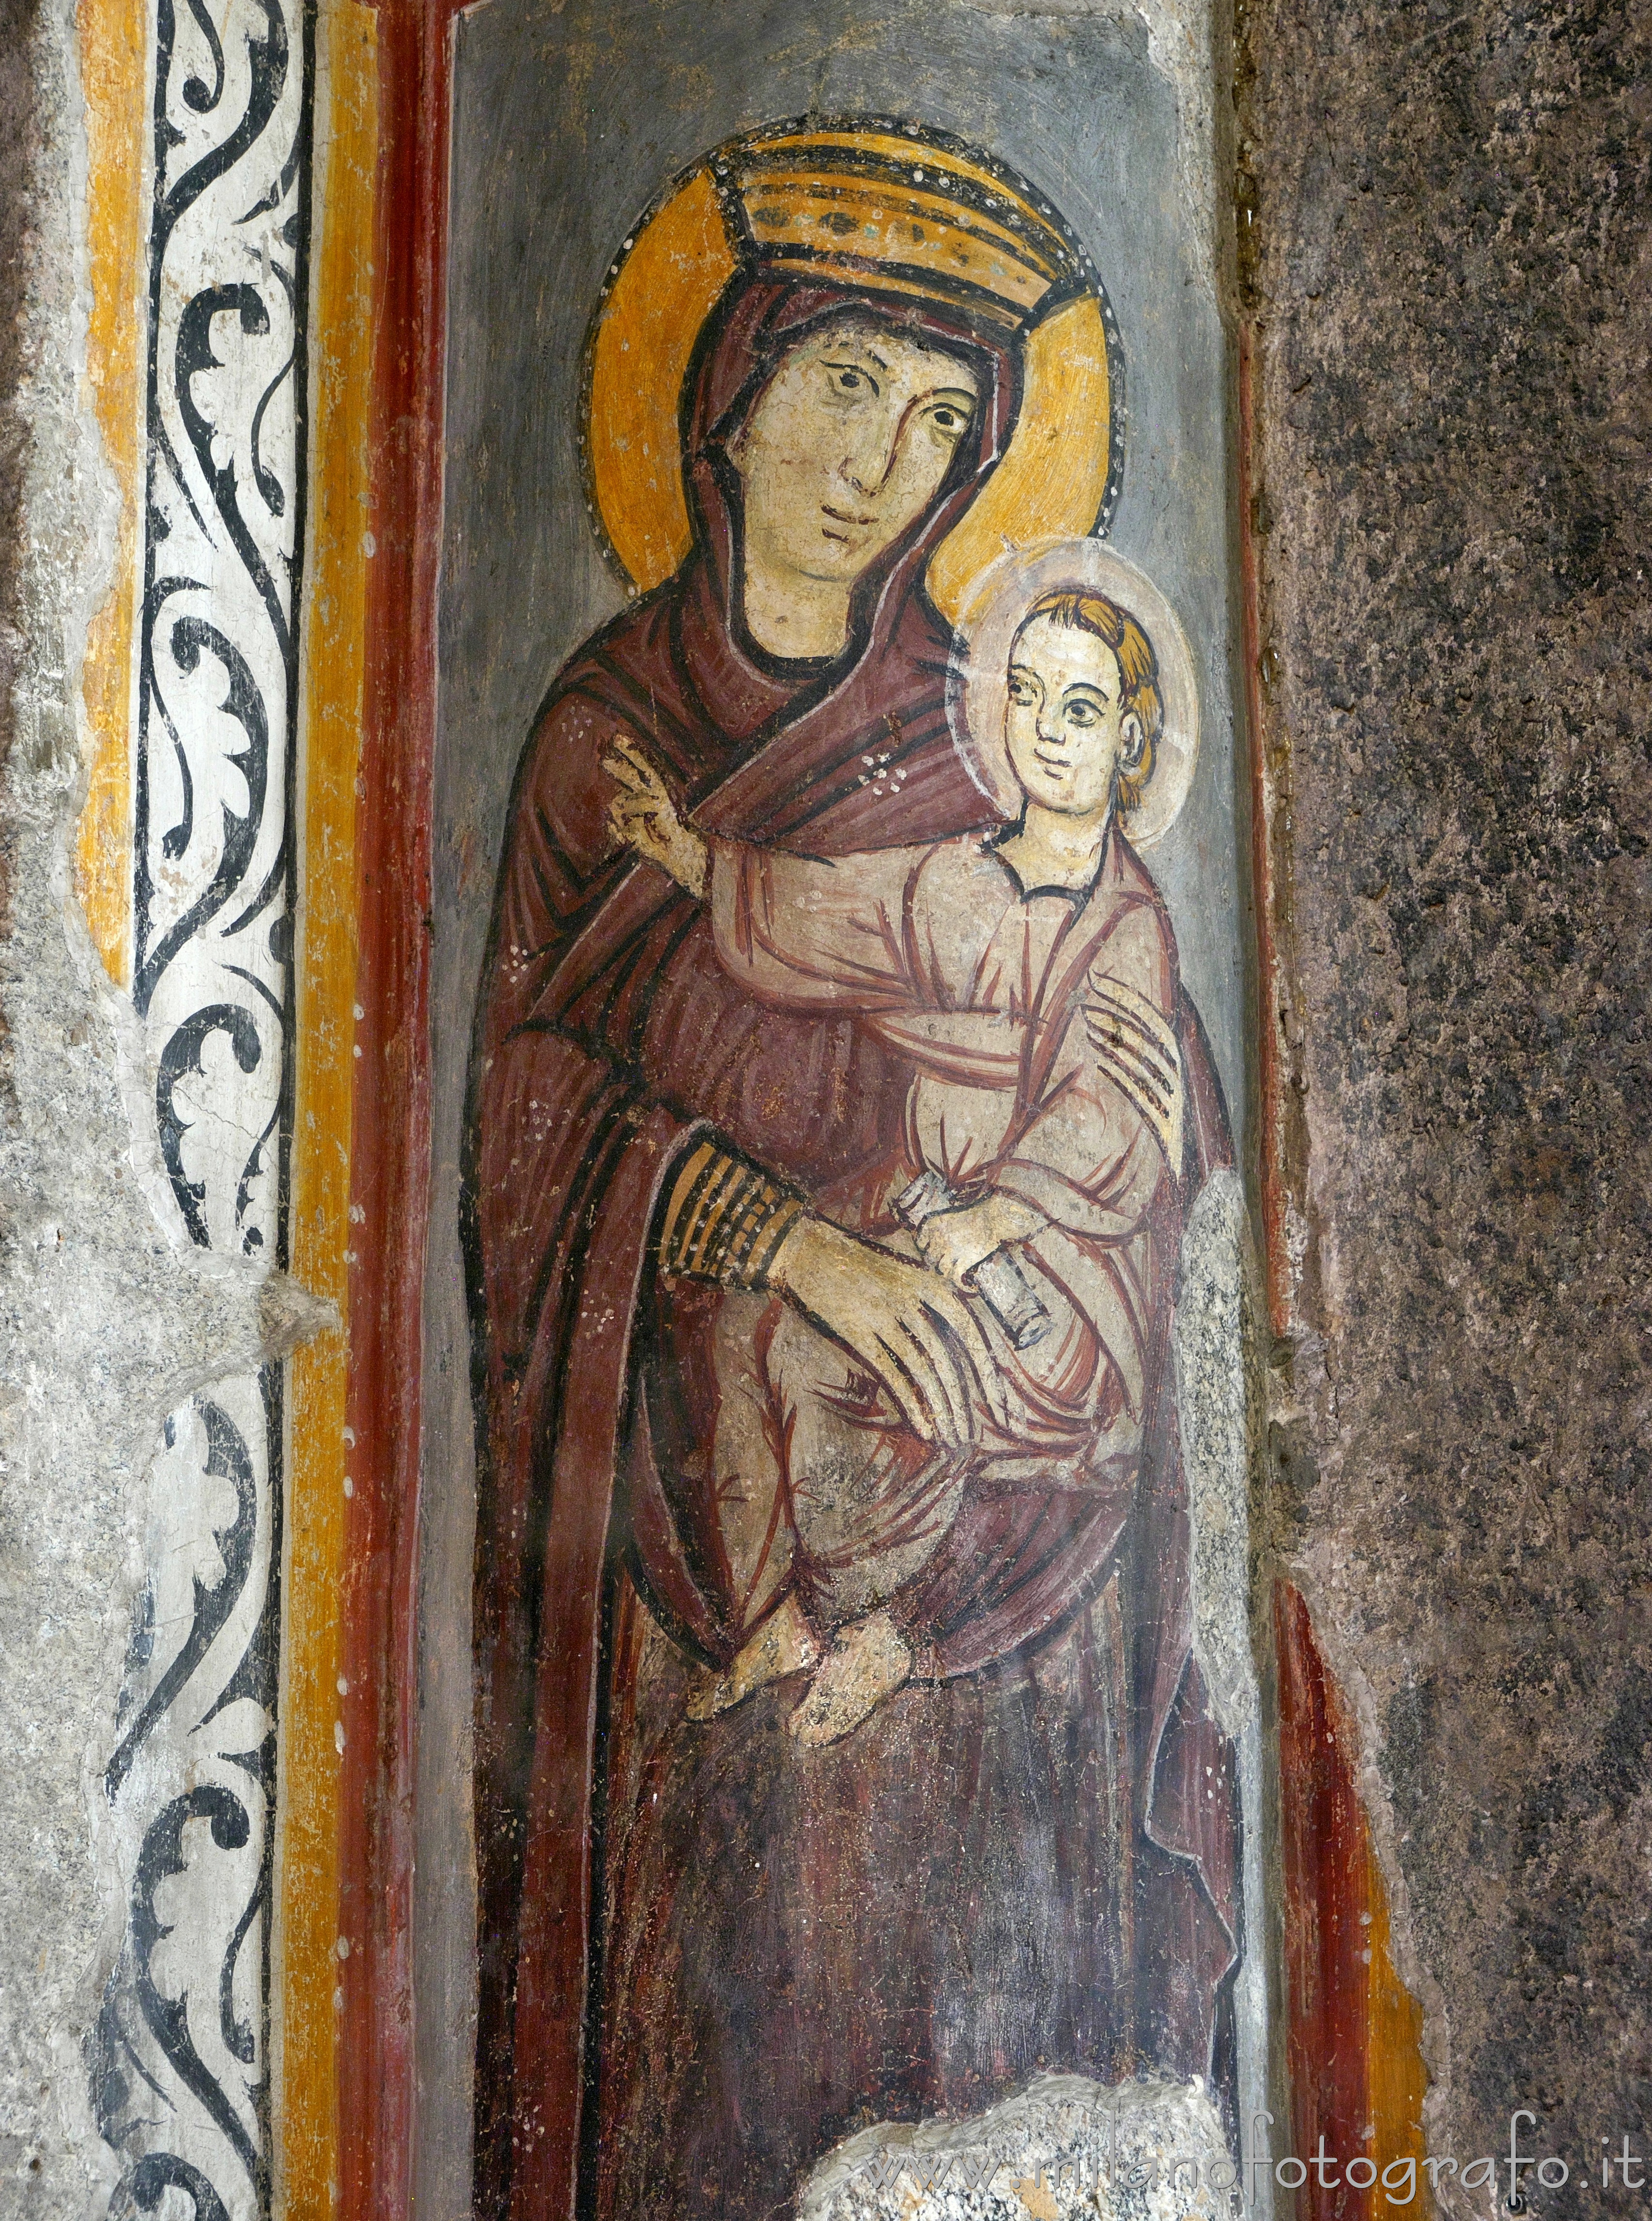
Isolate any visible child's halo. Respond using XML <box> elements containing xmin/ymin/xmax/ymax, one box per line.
<box><xmin>945</xmin><ymin>539</ymin><xmax>1199</xmax><ymax>851</ymax></box>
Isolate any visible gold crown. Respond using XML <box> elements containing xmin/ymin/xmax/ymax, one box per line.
<box><xmin>726</xmin><ymin>125</ymin><xmax>1084</xmax><ymax>330</ymax></box>
<box><xmin>583</xmin><ymin>122</ymin><xmax>1119</xmax><ymax>607</ymax></box>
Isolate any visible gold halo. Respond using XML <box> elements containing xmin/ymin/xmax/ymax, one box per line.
<box><xmin>947</xmin><ymin>540</ymin><xmax>1200</xmax><ymax>851</ymax></box>
<box><xmin>580</xmin><ymin>119</ymin><xmax>1123</xmax><ymax>619</ymax></box>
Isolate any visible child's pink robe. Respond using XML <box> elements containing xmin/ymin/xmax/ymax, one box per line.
<box><xmin>708</xmin><ymin>823</ymin><xmax>1188</xmax><ymax>1484</ymax></box>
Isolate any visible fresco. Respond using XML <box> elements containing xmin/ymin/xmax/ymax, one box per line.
<box><xmin>89</xmin><ymin>1</ymin><xmax>314</xmax><ymax>2209</ymax></box>
<box><xmin>430</xmin><ymin>16</ymin><xmax>1261</xmax><ymax>2220</ymax></box>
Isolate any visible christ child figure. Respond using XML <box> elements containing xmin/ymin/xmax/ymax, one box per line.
<box><xmin>606</xmin><ymin>585</ymin><xmax>1190</xmax><ymax>1747</ymax></box>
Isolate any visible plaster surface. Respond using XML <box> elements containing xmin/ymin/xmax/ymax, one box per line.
<box><xmin>0</xmin><ymin>2</ymin><xmax>308</xmax><ymax>2210</ymax></box>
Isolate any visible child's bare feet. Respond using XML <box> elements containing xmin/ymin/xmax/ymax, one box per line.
<box><xmin>685</xmin><ymin>1593</ymin><xmax>818</xmax><ymax>1722</ymax></box>
<box><xmin>788</xmin><ymin>1610</ymin><xmax>913</xmax><ymax>1747</ymax></box>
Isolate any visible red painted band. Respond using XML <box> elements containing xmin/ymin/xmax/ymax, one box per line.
<box><xmin>338</xmin><ymin>3</ymin><xmax>463</xmax><ymax>2216</ymax></box>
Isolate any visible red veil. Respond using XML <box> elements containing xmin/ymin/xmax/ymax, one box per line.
<box><xmin>468</xmin><ymin>270</ymin><xmax>1237</xmax><ymax>2221</ymax></box>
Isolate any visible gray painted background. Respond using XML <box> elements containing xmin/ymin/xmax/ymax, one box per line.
<box><xmin>417</xmin><ymin>1</ymin><xmax>1250</xmax><ymax>2209</ymax></box>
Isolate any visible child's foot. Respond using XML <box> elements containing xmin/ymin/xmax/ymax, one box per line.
<box><xmin>788</xmin><ymin>1610</ymin><xmax>913</xmax><ymax>1748</ymax></box>
<box><xmin>685</xmin><ymin>1594</ymin><xmax>819</xmax><ymax>1722</ymax></box>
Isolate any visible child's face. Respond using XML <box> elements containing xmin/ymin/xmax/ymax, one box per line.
<box><xmin>1004</xmin><ymin>615</ymin><xmax>1143</xmax><ymax>820</ymax></box>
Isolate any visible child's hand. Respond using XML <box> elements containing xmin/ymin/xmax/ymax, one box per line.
<box><xmin>603</xmin><ymin>733</ymin><xmax>708</xmax><ymax>897</ymax></box>
<box><xmin>914</xmin><ymin>1191</ymin><xmax>1046</xmax><ymax>1289</ymax></box>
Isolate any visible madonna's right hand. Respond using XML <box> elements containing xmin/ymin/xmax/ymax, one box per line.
<box><xmin>767</xmin><ymin>1215</ymin><xmax>1010</xmax><ymax>1447</ymax></box>
<box><xmin>602</xmin><ymin>732</ymin><xmax>709</xmax><ymax>896</ymax></box>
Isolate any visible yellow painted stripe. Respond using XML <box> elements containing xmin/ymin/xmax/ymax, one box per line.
<box><xmin>74</xmin><ymin>0</ymin><xmax>148</xmax><ymax>987</ymax></box>
<box><xmin>1365</xmin><ymin>1837</ymin><xmax>1432</xmax><ymax>2213</ymax></box>
<box><xmin>275</xmin><ymin>6</ymin><xmax>377</xmax><ymax>2213</ymax></box>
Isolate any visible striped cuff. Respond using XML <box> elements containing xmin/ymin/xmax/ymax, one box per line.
<box><xmin>658</xmin><ymin>1140</ymin><xmax>805</xmax><ymax>1289</ymax></box>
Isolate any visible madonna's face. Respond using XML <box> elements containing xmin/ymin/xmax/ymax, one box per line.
<box><xmin>728</xmin><ymin>315</ymin><xmax>981</xmax><ymax>590</ymax></box>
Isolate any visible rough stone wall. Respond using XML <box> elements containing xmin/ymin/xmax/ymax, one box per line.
<box><xmin>1242</xmin><ymin>0</ymin><xmax>1651</xmax><ymax>2199</ymax></box>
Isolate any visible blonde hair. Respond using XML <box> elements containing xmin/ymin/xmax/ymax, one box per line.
<box><xmin>1015</xmin><ymin>589</ymin><xmax>1163</xmax><ymax>815</ymax></box>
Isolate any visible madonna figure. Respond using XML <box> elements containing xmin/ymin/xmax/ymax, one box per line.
<box><xmin>466</xmin><ymin>121</ymin><xmax>1237</xmax><ymax>2221</ymax></box>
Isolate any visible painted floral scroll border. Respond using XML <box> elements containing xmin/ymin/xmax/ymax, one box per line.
<box><xmin>94</xmin><ymin>3</ymin><xmax>316</xmax><ymax>2216</ymax></box>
